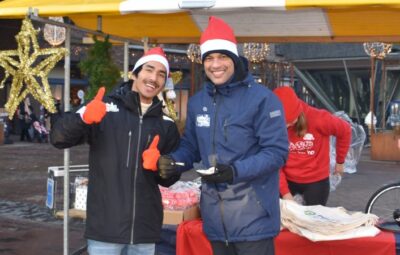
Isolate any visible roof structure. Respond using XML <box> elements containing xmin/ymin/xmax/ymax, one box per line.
<box><xmin>0</xmin><ymin>0</ymin><xmax>400</xmax><ymax>43</ymax></box>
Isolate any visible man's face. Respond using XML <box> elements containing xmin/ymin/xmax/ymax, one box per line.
<box><xmin>132</xmin><ymin>61</ymin><xmax>166</xmax><ymax>104</ymax></box>
<box><xmin>203</xmin><ymin>53</ymin><xmax>234</xmax><ymax>85</ymax></box>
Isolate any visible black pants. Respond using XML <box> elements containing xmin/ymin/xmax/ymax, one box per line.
<box><xmin>210</xmin><ymin>238</ymin><xmax>274</xmax><ymax>255</ymax></box>
<box><xmin>19</xmin><ymin>121</ymin><xmax>31</xmax><ymax>142</ymax></box>
<box><xmin>288</xmin><ymin>177</ymin><xmax>330</xmax><ymax>206</ymax></box>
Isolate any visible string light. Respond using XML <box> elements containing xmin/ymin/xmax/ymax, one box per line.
<box><xmin>166</xmin><ymin>54</ymin><xmax>189</xmax><ymax>65</ymax></box>
<box><xmin>243</xmin><ymin>43</ymin><xmax>270</xmax><ymax>63</ymax></box>
<box><xmin>0</xmin><ymin>18</ymin><xmax>67</xmax><ymax>119</ymax></box>
<box><xmin>363</xmin><ymin>42</ymin><xmax>392</xmax><ymax>59</ymax></box>
<box><xmin>43</xmin><ymin>17</ymin><xmax>66</xmax><ymax>46</ymax></box>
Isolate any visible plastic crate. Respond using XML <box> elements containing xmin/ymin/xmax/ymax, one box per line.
<box><xmin>46</xmin><ymin>165</ymin><xmax>89</xmax><ymax>212</ymax></box>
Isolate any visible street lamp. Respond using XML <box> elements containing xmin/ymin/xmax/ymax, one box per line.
<box><xmin>363</xmin><ymin>42</ymin><xmax>392</xmax><ymax>134</ymax></box>
<box><xmin>43</xmin><ymin>17</ymin><xmax>66</xmax><ymax>46</ymax></box>
<box><xmin>243</xmin><ymin>43</ymin><xmax>270</xmax><ymax>63</ymax></box>
<box><xmin>186</xmin><ymin>44</ymin><xmax>202</xmax><ymax>64</ymax></box>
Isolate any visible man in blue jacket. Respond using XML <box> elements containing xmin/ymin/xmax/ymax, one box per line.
<box><xmin>158</xmin><ymin>16</ymin><xmax>289</xmax><ymax>254</ymax></box>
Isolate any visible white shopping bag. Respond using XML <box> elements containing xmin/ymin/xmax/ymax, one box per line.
<box><xmin>280</xmin><ymin>199</ymin><xmax>380</xmax><ymax>241</ymax></box>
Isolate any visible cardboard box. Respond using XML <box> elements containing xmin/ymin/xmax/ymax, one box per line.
<box><xmin>163</xmin><ymin>205</ymin><xmax>201</xmax><ymax>225</ymax></box>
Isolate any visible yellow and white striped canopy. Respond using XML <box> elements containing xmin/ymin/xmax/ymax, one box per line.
<box><xmin>1</xmin><ymin>0</ymin><xmax>400</xmax><ymax>43</ymax></box>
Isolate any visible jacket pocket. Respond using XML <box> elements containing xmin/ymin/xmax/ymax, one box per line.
<box><xmin>249</xmin><ymin>186</ymin><xmax>271</xmax><ymax>217</ymax></box>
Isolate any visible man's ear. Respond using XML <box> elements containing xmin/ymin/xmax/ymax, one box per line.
<box><xmin>131</xmin><ymin>79</ymin><xmax>138</xmax><ymax>92</ymax></box>
<box><xmin>131</xmin><ymin>71</ymin><xmax>138</xmax><ymax>80</ymax></box>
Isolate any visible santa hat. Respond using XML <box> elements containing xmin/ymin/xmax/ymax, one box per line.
<box><xmin>273</xmin><ymin>86</ymin><xmax>303</xmax><ymax>124</ymax></box>
<box><xmin>132</xmin><ymin>47</ymin><xmax>169</xmax><ymax>76</ymax></box>
<box><xmin>200</xmin><ymin>16</ymin><xmax>238</xmax><ymax>59</ymax></box>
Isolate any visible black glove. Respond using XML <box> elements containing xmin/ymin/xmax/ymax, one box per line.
<box><xmin>201</xmin><ymin>164</ymin><xmax>235</xmax><ymax>184</ymax></box>
<box><xmin>157</xmin><ymin>155</ymin><xmax>178</xmax><ymax>179</ymax></box>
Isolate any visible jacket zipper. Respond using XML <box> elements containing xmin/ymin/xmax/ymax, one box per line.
<box><xmin>145</xmin><ymin>134</ymin><xmax>152</xmax><ymax>149</ymax></box>
<box><xmin>130</xmin><ymin>115</ymin><xmax>143</xmax><ymax>244</ymax></box>
<box><xmin>129</xmin><ymin>98</ymin><xmax>161</xmax><ymax>243</ymax></box>
<box><xmin>211</xmin><ymin>89</ymin><xmax>229</xmax><ymax>247</ymax></box>
<box><xmin>126</xmin><ymin>131</ymin><xmax>132</xmax><ymax>168</ymax></box>
<box><xmin>223</xmin><ymin>119</ymin><xmax>228</xmax><ymax>143</ymax></box>
<box><xmin>211</xmin><ymin>88</ymin><xmax>218</xmax><ymax>164</ymax></box>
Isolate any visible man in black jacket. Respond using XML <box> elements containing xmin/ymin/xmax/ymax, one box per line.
<box><xmin>50</xmin><ymin>47</ymin><xmax>181</xmax><ymax>255</ymax></box>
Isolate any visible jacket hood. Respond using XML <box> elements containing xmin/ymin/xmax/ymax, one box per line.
<box><xmin>273</xmin><ymin>86</ymin><xmax>303</xmax><ymax>124</ymax></box>
<box><xmin>110</xmin><ymin>81</ymin><xmax>163</xmax><ymax>117</ymax></box>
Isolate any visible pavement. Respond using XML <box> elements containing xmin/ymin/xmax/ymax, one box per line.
<box><xmin>0</xmin><ymin>137</ymin><xmax>399</xmax><ymax>254</ymax></box>
<box><xmin>327</xmin><ymin>147</ymin><xmax>400</xmax><ymax>211</ymax></box>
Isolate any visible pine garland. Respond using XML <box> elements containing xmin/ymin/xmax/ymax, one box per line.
<box><xmin>79</xmin><ymin>36</ymin><xmax>120</xmax><ymax>100</ymax></box>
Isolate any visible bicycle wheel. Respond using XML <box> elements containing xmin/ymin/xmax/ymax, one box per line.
<box><xmin>365</xmin><ymin>183</ymin><xmax>400</xmax><ymax>223</ymax></box>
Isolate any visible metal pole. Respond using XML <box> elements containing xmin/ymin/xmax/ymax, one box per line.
<box><xmin>370</xmin><ymin>57</ymin><xmax>375</xmax><ymax>134</ymax></box>
<box><xmin>190</xmin><ymin>61</ymin><xmax>195</xmax><ymax>96</ymax></box>
<box><xmin>382</xmin><ymin>62</ymin><xmax>387</xmax><ymax>129</ymax></box>
<box><xmin>124</xmin><ymin>42</ymin><xmax>129</xmax><ymax>82</ymax></box>
<box><xmin>343</xmin><ymin>59</ymin><xmax>361</xmax><ymax>124</ymax></box>
<box><xmin>97</xmin><ymin>15</ymin><xmax>102</xmax><ymax>32</ymax></box>
<box><xmin>142</xmin><ymin>37</ymin><xmax>149</xmax><ymax>52</ymax></box>
<box><xmin>63</xmin><ymin>27</ymin><xmax>71</xmax><ymax>255</ymax></box>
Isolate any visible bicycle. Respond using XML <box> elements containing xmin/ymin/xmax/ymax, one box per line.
<box><xmin>365</xmin><ymin>182</ymin><xmax>400</xmax><ymax>228</ymax></box>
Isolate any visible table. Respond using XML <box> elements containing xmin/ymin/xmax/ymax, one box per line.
<box><xmin>177</xmin><ymin>219</ymin><xmax>398</xmax><ymax>255</ymax></box>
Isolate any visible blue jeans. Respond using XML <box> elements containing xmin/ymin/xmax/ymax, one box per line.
<box><xmin>87</xmin><ymin>239</ymin><xmax>155</xmax><ymax>255</ymax></box>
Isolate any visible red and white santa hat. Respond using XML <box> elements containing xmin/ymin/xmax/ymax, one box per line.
<box><xmin>200</xmin><ymin>16</ymin><xmax>238</xmax><ymax>59</ymax></box>
<box><xmin>132</xmin><ymin>46</ymin><xmax>169</xmax><ymax>76</ymax></box>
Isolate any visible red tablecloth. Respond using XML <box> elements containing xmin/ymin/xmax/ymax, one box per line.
<box><xmin>177</xmin><ymin>219</ymin><xmax>396</xmax><ymax>255</ymax></box>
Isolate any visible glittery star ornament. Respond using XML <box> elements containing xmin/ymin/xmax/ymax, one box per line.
<box><xmin>0</xmin><ymin>18</ymin><xmax>67</xmax><ymax>119</ymax></box>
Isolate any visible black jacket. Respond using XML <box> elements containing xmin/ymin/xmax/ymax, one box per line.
<box><xmin>50</xmin><ymin>81</ymin><xmax>181</xmax><ymax>244</ymax></box>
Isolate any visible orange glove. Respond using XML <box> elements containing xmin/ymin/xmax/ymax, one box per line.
<box><xmin>142</xmin><ymin>135</ymin><xmax>160</xmax><ymax>171</ymax></box>
<box><xmin>82</xmin><ymin>87</ymin><xmax>106</xmax><ymax>124</ymax></box>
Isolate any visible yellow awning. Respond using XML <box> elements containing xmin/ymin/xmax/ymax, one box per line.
<box><xmin>1</xmin><ymin>0</ymin><xmax>400</xmax><ymax>43</ymax></box>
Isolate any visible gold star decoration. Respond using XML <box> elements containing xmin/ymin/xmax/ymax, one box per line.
<box><xmin>0</xmin><ymin>18</ymin><xmax>68</xmax><ymax>119</ymax></box>
<box><xmin>170</xmin><ymin>71</ymin><xmax>182</xmax><ymax>85</ymax></box>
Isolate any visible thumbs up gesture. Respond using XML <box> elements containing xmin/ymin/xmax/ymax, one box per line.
<box><xmin>142</xmin><ymin>135</ymin><xmax>160</xmax><ymax>171</ymax></box>
<box><xmin>82</xmin><ymin>87</ymin><xmax>106</xmax><ymax>124</ymax></box>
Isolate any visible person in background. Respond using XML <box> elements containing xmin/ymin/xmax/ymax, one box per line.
<box><xmin>18</xmin><ymin>99</ymin><xmax>31</xmax><ymax>142</ymax></box>
<box><xmin>157</xmin><ymin>16</ymin><xmax>288</xmax><ymax>255</ymax></box>
<box><xmin>273</xmin><ymin>86</ymin><xmax>351</xmax><ymax>206</ymax></box>
<box><xmin>32</xmin><ymin>120</ymin><xmax>48</xmax><ymax>143</ymax></box>
<box><xmin>50</xmin><ymin>47</ymin><xmax>181</xmax><ymax>255</ymax></box>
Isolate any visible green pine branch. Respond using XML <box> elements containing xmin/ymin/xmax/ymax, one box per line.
<box><xmin>79</xmin><ymin>36</ymin><xmax>121</xmax><ymax>100</ymax></box>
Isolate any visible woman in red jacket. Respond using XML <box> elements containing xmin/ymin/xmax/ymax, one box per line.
<box><xmin>273</xmin><ymin>86</ymin><xmax>351</xmax><ymax>205</ymax></box>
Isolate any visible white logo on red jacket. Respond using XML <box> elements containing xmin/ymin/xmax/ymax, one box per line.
<box><xmin>289</xmin><ymin>133</ymin><xmax>315</xmax><ymax>155</ymax></box>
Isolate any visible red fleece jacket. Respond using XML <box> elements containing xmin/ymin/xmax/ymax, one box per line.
<box><xmin>280</xmin><ymin>102</ymin><xmax>351</xmax><ymax>196</ymax></box>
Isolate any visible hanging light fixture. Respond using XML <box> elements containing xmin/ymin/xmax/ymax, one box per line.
<box><xmin>363</xmin><ymin>42</ymin><xmax>392</xmax><ymax>60</ymax></box>
<box><xmin>363</xmin><ymin>42</ymin><xmax>393</xmax><ymax>135</ymax></box>
<box><xmin>186</xmin><ymin>44</ymin><xmax>202</xmax><ymax>64</ymax></box>
<box><xmin>43</xmin><ymin>17</ymin><xmax>66</xmax><ymax>46</ymax></box>
<box><xmin>243</xmin><ymin>43</ymin><xmax>270</xmax><ymax>63</ymax></box>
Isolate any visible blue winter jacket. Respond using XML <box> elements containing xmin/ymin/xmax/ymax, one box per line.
<box><xmin>171</xmin><ymin>73</ymin><xmax>289</xmax><ymax>242</ymax></box>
